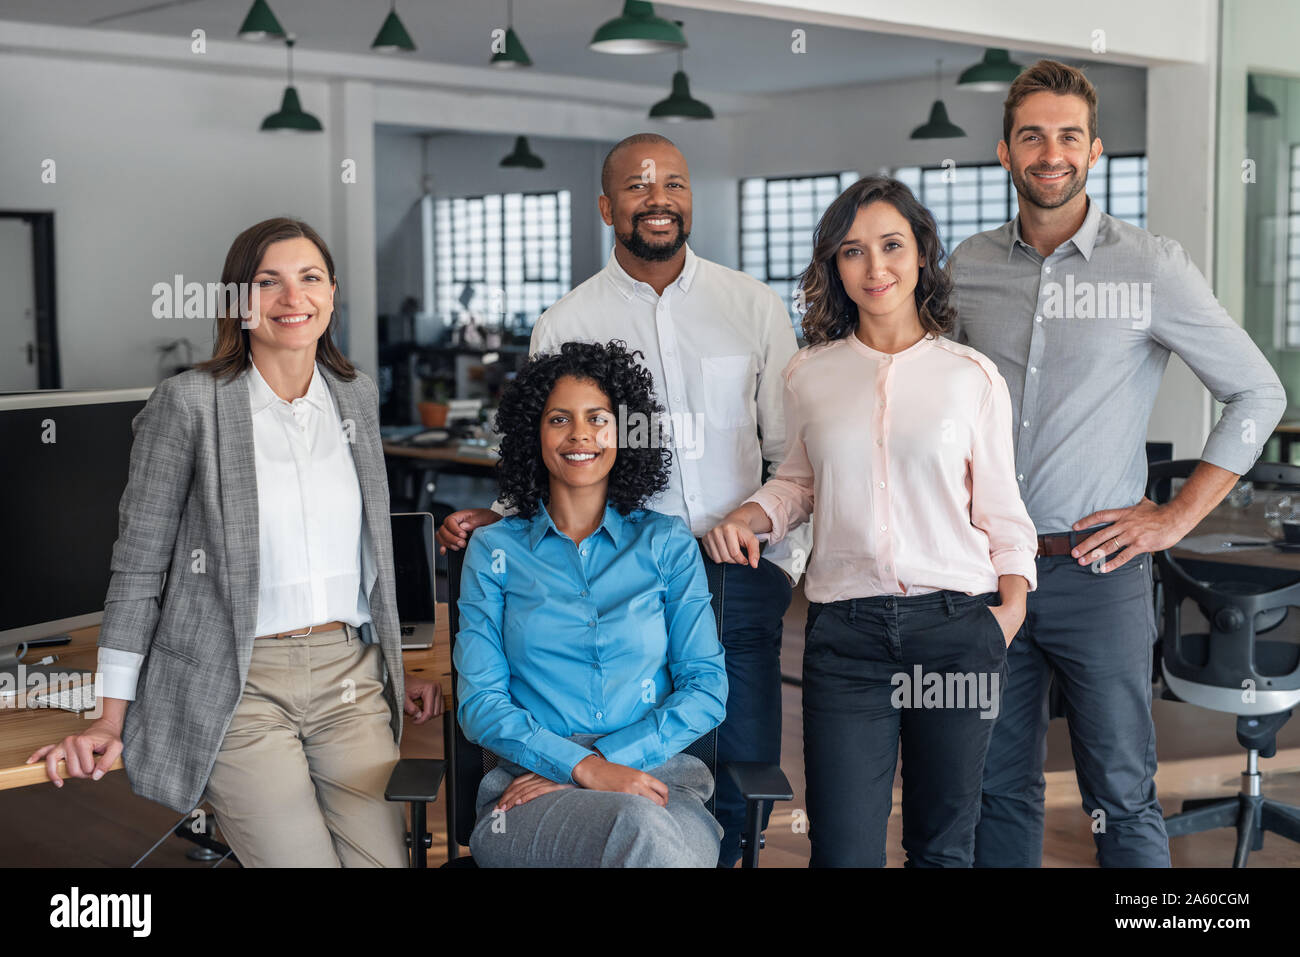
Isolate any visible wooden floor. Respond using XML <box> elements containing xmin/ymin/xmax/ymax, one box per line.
<box><xmin>4</xmin><ymin>580</ymin><xmax>1300</xmax><ymax>867</ymax></box>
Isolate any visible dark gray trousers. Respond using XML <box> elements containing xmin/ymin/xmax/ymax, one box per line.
<box><xmin>973</xmin><ymin>553</ymin><xmax>1170</xmax><ymax>867</ymax></box>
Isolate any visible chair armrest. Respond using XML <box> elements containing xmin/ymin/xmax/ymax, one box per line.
<box><xmin>385</xmin><ymin>758</ymin><xmax>447</xmax><ymax>803</ymax></box>
<box><xmin>724</xmin><ymin>762</ymin><xmax>793</xmax><ymax>802</ymax></box>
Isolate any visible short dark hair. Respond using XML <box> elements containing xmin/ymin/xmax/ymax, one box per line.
<box><xmin>797</xmin><ymin>176</ymin><xmax>955</xmax><ymax>345</ymax></box>
<box><xmin>493</xmin><ymin>340</ymin><xmax>672</xmax><ymax>519</ymax></box>
<box><xmin>1002</xmin><ymin>58</ymin><xmax>1099</xmax><ymax>145</ymax></box>
<box><xmin>601</xmin><ymin>133</ymin><xmax>678</xmax><ymax>196</ymax></box>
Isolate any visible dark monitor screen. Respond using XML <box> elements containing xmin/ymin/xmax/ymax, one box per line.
<box><xmin>0</xmin><ymin>392</ymin><xmax>149</xmax><ymax>642</ymax></box>
<box><xmin>391</xmin><ymin>512</ymin><xmax>436</xmax><ymax>624</ymax></box>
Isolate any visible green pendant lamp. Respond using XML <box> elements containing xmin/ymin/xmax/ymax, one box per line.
<box><xmin>500</xmin><ymin>135</ymin><xmax>544</xmax><ymax>169</ymax></box>
<box><xmin>1247</xmin><ymin>76</ymin><xmax>1279</xmax><ymax>117</ymax></box>
<box><xmin>491</xmin><ymin>0</ymin><xmax>532</xmax><ymax>67</ymax></box>
<box><xmin>911</xmin><ymin>60</ymin><xmax>966</xmax><ymax>139</ymax></box>
<box><xmin>958</xmin><ymin>48</ymin><xmax>1023</xmax><ymax>92</ymax></box>
<box><xmin>261</xmin><ymin>39</ymin><xmax>323</xmax><ymax>133</ymax></box>
<box><xmin>590</xmin><ymin>1</ymin><xmax>686</xmax><ymax>55</ymax></box>
<box><xmin>238</xmin><ymin>0</ymin><xmax>285</xmax><ymax>41</ymax></box>
<box><xmin>649</xmin><ymin>28</ymin><xmax>713</xmax><ymax>121</ymax></box>
<box><xmin>372</xmin><ymin>1</ymin><xmax>416</xmax><ymax>52</ymax></box>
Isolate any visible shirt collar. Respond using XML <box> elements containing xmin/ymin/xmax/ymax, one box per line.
<box><xmin>1007</xmin><ymin>196</ymin><xmax>1100</xmax><ymax>263</ymax></box>
<box><xmin>247</xmin><ymin>359</ymin><xmax>329</xmax><ymax>415</ymax></box>
<box><xmin>603</xmin><ymin>243</ymin><xmax>697</xmax><ymax>301</ymax></box>
<box><xmin>528</xmin><ymin>500</ymin><xmax>628</xmax><ymax>551</ymax></box>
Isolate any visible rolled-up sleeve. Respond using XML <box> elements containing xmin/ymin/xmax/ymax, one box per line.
<box><xmin>970</xmin><ymin>366</ymin><xmax>1038</xmax><ymax>590</ymax></box>
<box><xmin>1150</xmin><ymin>240</ymin><xmax>1286</xmax><ymax>475</ymax></box>
<box><xmin>594</xmin><ymin>518</ymin><xmax>727</xmax><ymax>769</ymax></box>
<box><xmin>98</xmin><ymin>377</ymin><xmax>194</xmax><ymax>659</ymax></box>
<box><xmin>453</xmin><ymin>534</ymin><xmax>596</xmax><ymax>784</ymax></box>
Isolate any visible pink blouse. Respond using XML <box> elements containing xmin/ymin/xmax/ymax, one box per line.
<box><xmin>746</xmin><ymin>333</ymin><xmax>1037</xmax><ymax>603</ymax></box>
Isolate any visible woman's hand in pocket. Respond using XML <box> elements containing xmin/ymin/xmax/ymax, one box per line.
<box><xmin>988</xmin><ymin>601</ymin><xmax>1026</xmax><ymax>648</ymax></box>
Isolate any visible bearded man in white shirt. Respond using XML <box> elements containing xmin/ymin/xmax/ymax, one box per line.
<box><xmin>437</xmin><ymin>133</ymin><xmax>807</xmax><ymax>867</ymax></box>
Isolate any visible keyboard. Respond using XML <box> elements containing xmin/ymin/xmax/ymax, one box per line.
<box><xmin>29</xmin><ymin>685</ymin><xmax>98</xmax><ymax>713</ymax></box>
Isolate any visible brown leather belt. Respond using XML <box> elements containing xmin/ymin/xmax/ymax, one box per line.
<box><xmin>1036</xmin><ymin>524</ymin><xmax>1113</xmax><ymax>558</ymax></box>
<box><xmin>255</xmin><ymin>620</ymin><xmax>355</xmax><ymax>640</ymax></box>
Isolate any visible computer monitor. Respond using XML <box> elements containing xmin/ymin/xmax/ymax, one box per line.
<box><xmin>390</xmin><ymin>512</ymin><xmax>437</xmax><ymax>649</ymax></box>
<box><xmin>0</xmin><ymin>387</ymin><xmax>152</xmax><ymax>668</ymax></box>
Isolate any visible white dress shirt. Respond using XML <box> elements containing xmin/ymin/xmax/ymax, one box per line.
<box><xmin>519</xmin><ymin>244</ymin><xmax>813</xmax><ymax>582</ymax></box>
<box><xmin>98</xmin><ymin>360</ymin><xmax>373</xmax><ymax>701</ymax></box>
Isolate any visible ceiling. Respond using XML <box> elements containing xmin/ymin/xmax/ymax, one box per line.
<box><xmin>0</xmin><ymin>0</ymin><xmax>1061</xmax><ymax>95</ymax></box>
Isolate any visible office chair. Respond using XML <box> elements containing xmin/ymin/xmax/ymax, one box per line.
<box><xmin>1146</xmin><ymin>459</ymin><xmax>1300</xmax><ymax>866</ymax></box>
<box><xmin>442</xmin><ymin>545</ymin><xmax>793</xmax><ymax>868</ymax></box>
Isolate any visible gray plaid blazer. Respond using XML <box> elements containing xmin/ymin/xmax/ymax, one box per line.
<box><xmin>99</xmin><ymin>362</ymin><xmax>404</xmax><ymax>813</ymax></box>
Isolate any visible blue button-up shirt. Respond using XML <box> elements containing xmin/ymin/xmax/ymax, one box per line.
<box><xmin>453</xmin><ymin>502</ymin><xmax>728</xmax><ymax>784</ymax></box>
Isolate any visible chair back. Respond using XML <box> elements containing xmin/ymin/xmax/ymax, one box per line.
<box><xmin>1145</xmin><ymin>460</ymin><xmax>1300</xmax><ymax>715</ymax></box>
<box><xmin>445</xmin><ymin>544</ymin><xmax>721</xmax><ymax>852</ymax></box>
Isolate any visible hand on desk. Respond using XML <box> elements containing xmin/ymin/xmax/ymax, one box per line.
<box><xmin>435</xmin><ymin>508</ymin><xmax>502</xmax><ymax>554</ymax></box>
<box><xmin>403</xmin><ymin>673</ymin><xmax>445</xmax><ymax>724</ymax></box>
<box><xmin>26</xmin><ymin>717</ymin><xmax>123</xmax><ymax>787</ymax></box>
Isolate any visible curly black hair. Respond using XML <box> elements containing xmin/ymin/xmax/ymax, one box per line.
<box><xmin>494</xmin><ymin>339</ymin><xmax>672</xmax><ymax>519</ymax></box>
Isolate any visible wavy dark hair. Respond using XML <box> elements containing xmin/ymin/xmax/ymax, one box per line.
<box><xmin>797</xmin><ymin>176</ymin><xmax>956</xmax><ymax>345</ymax></box>
<box><xmin>494</xmin><ymin>339</ymin><xmax>672</xmax><ymax>519</ymax></box>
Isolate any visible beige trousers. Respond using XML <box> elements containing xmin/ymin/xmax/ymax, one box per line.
<box><xmin>201</xmin><ymin>627</ymin><xmax>407</xmax><ymax>867</ymax></box>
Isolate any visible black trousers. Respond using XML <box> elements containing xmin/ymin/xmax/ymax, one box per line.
<box><xmin>802</xmin><ymin>589</ymin><xmax>1007</xmax><ymax>867</ymax></box>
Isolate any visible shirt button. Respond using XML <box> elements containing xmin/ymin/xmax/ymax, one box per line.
<box><xmin>882</xmin><ymin>355</ymin><xmax>892</xmax><ymax>363</ymax></box>
<box><xmin>581</xmin><ymin>548</ymin><xmax>588</xmax><ymax>556</ymax></box>
<box><xmin>580</xmin><ymin>590</ymin><xmax>588</xmax><ymax>597</ymax></box>
<box><xmin>1017</xmin><ymin>473</ymin><xmax>1025</xmax><ymax>482</ymax></box>
<box><xmin>592</xmin><ymin>662</ymin><xmax>599</xmax><ymax>670</ymax></box>
<box><xmin>689</xmin><ymin>494</ymin><xmax>697</xmax><ymax>502</ymax></box>
<box><xmin>1022</xmin><ymin>421</ymin><xmax>1030</xmax><ymax>429</ymax></box>
<box><xmin>1044</xmin><ymin>266</ymin><xmax>1052</xmax><ymax>274</ymax></box>
<box><xmin>883</xmin><ymin>564</ymin><xmax>891</xmax><ymax>572</ymax></box>
<box><xmin>1035</xmin><ymin>315</ymin><xmax>1043</xmax><ymax>323</ymax></box>
<box><xmin>1030</xmin><ymin>366</ymin><xmax>1038</xmax><ymax>374</ymax></box>
<box><xmin>878</xmin><ymin>481</ymin><xmax>885</xmax><ymax>488</ymax></box>
<box><xmin>879</xmin><ymin>524</ymin><xmax>887</xmax><ymax>532</ymax></box>
<box><xmin>595</xmin><ymin>711</ymin><xmax>603</xmax><ymax>719</ymax></box>
<box><xmin>587</xmin><ymin>619</ymin><xmax>595</xmax><ymax>627</ymax></box>
<box><xmin>875</xmin><ymin>438</ymin><xmax>883</xmax><ymax>446</ymax></box>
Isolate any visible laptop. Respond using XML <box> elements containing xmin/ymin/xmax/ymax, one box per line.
<box><xmin>391</xmin><ymin>512</ymin><xmax>438</xmax><ymax>650</ymax></box>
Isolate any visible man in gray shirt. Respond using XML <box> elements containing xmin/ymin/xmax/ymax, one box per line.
<box><xmin>949</xmin><ymin>60</ymin><xmax>1285</xmax><ymax>867</ymax></box>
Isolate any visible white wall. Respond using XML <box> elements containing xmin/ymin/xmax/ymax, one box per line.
<box><xmin>0</xmin><ymin>52</ymin><xmax>338</xmax><ymax>388</ymax></box>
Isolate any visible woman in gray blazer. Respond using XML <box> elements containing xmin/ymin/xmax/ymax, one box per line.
<box><xmin>28</xmin><ymin>217</ymin><xmax>443</xmax><ymax>867</ymax></box>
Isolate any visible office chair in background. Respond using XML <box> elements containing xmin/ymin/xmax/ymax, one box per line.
<box><xmin>443</xmin><ymin>545</ymin><xmax>793</xmax><ymax>868</ymax></box>
<box><xmin>1146</xmin><ymin>460</ymin><xmax>1300</xmax><ymax>866</ymax></box>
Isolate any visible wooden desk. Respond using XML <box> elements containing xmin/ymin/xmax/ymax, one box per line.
<box><xmin>0</xmin><ymin>605</ymin><xmax>452</xmax><ymax>792</ymax></box>
<box><xmin>382</xmin><ymin>441</ymin><xmax>498</xmax><ymax>470</ymax></box>
<box><xmin>1170</xmin><ymin>500</ymin><xmax>1300</xmax><ymax>574</ymax></box>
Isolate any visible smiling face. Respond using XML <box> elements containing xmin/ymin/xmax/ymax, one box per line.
<box><xmin>999</xmin><ymin>91</ymin><xmax>1102</xmax><ymax>211</ymax></box>
<box><xmin>599</xmin><ymin>140</ymin><xmax>692</xmax><ymax>262</ymax></box>
<box><xmin>245</xmin><ymin>236</ymin><xmax>335</xmax><ymax>357</ymax></box>
<box><xmin>540</xmin><ymin>375</ymin><xmax>619</xmax><ymax>495</ymax></box>
<box><xmin>835</xmin><ymin>200</ymin><xmax>924</xmax><ymax>327</ymax></box>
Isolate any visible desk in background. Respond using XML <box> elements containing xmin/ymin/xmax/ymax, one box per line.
<box><xmin>383</xmin><ymin>440</ymin><xmax>497</xmax><ymax>515</ymax></box>
<box><xmin>0</xmin><ymin>609</ymin><xmax>453</xmax><ymax>792</ymax></box>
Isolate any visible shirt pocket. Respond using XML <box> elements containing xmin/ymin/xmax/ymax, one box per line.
<box><xmin>699</xmin><ymin>355</ymin><xmax>754</xmax><ymax>430</ymax></box>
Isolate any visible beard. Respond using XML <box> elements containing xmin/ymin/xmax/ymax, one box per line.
<box><xmin>617</xmin><ymin>211</ymin><xmax>689</xmax><ymax>262</ymax></box>
<box><xmin>1010</xmin><ymin>163</ymin><xmax>1087</xmax><ymax>211</ymax></box>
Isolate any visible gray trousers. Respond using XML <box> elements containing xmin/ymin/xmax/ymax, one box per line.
<box><xmin>469</xmin><ymin>735</ymin><xmax>723</xmax><ymax>867</ymax></box>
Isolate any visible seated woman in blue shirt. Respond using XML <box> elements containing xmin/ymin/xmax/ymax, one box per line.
<box><xmin>454</xmin><ymin>339</ymin><xmax>729</xmax><ymax>868</ymax></box>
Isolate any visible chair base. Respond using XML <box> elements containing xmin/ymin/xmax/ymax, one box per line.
<box><xmin>1166</xmin><ymin>792</ymin><xmax>1300</xmax><ymax>866</ymax></box>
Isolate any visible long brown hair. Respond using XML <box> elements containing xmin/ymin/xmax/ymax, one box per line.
<box><xmin>195</xmin><ymin>217</ymin><xmax>357</xmax><ymax>382</ymax></box>
<box><xmin>798</xmin><ymin>176</ymin><xmax>955</xmax><ymax>346</ymax></box>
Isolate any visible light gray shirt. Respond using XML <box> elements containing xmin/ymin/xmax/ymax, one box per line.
<box><xmin>949</xmin><ymin>198</ymin><xmax>1285</xmax><ymax>534</ymax></box>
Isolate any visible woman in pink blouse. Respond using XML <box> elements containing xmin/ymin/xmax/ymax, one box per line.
<box><xmin>704</xmin><ymin>176</ymin><xmax>1037</xmax><ymax>867</ymax></box>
